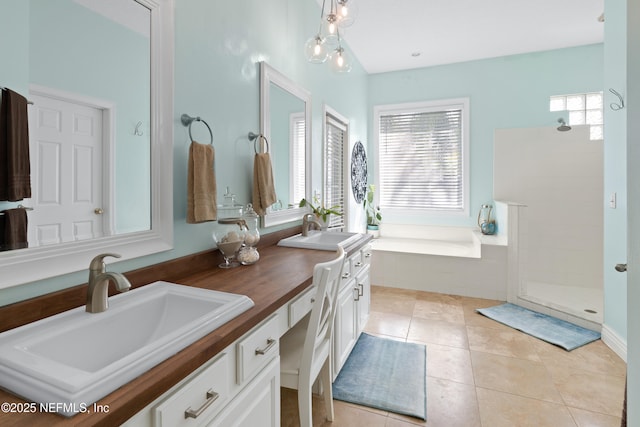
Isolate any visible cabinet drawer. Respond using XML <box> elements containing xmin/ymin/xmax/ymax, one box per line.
<box><xmin>289</xmin><ymin>286</ymin><xmax>316</xmax><ymax>327</ymax></box>
<box><xmin>153</xmin><ymin>353</ymin><xmax>230</xmax><ymax>427</ymax></box>
<box><xmin>236</xmin><ymin>314</ymin><xmax>279</xmax><ymax>384</ymax></box>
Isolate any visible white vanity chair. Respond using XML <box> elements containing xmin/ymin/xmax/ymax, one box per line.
<box><xmin>280</xmin><ymin>246</ymin><xmax>345</xmax><ymax>427</ymax></box>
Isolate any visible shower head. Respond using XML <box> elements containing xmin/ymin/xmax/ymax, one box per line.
<box><xmin>557</xmin><ymin>118</ymin><xmax>571</xmax><ymax>132</ymax></box>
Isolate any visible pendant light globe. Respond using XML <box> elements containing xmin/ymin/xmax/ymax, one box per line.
<box><xmin>329</xmin><ymin>46</ymin><xmax>352</xmax><ymax>73</ymax></box>
<box><xmin>336</xmin><ymin>0</ymin><xmax>357</xmax><ymax>28</ymax></box>
<box><xmin>304</xmin><ymin>35</ymin><xmax>329</xmax><ymax>63</ymax></box>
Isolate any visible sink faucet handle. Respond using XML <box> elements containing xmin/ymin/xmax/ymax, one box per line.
<box><xmin>89</xmin><ymin>253</ymin><xmax>122</xmax><ymax>272</ymax></box>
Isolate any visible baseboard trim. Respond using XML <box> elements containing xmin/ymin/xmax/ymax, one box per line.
<box><xmin>601</xmin><ymin>324</ymin><xmax>627</xmax><ymax>362</ymax></box>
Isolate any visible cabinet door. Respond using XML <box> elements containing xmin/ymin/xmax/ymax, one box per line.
<box><xmin>355</xmin><ymin>265</ymin><xmax>371</xmax><ymax>333</ymax></box>
<box><xmin>334</xmin><ymin>282</ymin><xmax>357</xmax><ymax>379</ymax></box>
<box><xmin>208</xmin><ymin>357</ymin><xmax>280</xmax><ymax>427</ymax></box>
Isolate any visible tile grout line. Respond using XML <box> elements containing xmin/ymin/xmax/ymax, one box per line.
<box><xmin>461</xmin><ymin>302</ymin><xmax>484</xmax><ymax>427</ymax></box>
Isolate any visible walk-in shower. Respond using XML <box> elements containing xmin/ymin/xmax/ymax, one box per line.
<box><xmin>494</xmin><ymin>125</ymin><xmax>603</xmax><ymax>328</ymax></box>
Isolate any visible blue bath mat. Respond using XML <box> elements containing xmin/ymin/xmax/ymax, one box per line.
<box><xmin>332</xmin><ymin>333</ymin><xmax>427</xmax><ymax>420</ymax></box>
<box><xmin>476</xmin><ymin>303</ymin><xmax>601</xmax><ymax>351</ymax></box>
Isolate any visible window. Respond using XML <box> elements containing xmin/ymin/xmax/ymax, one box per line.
<box><xmin>550</xmin><ymin>92</ymin><xmax>603</xmax><ymax>140</ymax></box>
<box><xmin>289</xmin><ymin>112</ymin><xmax>306</xmax><ymax>205</ymax></box>
<box><xmin>323</xmin><ymin>108</ymin><xmax>348</xmax><ymax>229</ymax></box>
<box><xmin>374</xmin><ymin>99</ymin><xmax>469</xmax><ymax>214</ymax></box>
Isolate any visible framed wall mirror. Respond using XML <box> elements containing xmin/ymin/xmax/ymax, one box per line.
<box><xmin>0</xmin><ymin>0</ymin><xmax>173</xmax><ymax>289</ymax></box>
<box><xmin>259</xmin><ymin>62</ymin><xmax>311</xmax><ymax>227</ymax></box>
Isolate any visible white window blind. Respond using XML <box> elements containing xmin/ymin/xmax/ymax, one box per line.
<box><xmin>324</xmin><ymin>114</ymin><xmax>346</xmax><ymax>229</ymax></box>
<box><xmin>290</xmin><ymin>112</ymin><xmax>306</xmax><ymax>205</ymax></box>
<box><xmin>376</xmin><ymin>100</ymin><xmax>468</xmax><ymax>213</ymax></box>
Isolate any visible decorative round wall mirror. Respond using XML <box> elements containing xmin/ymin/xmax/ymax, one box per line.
<box><xmin>350</xmin><ymin>141</ymin><xmax>367</xmax><ymax>204</ymax></box>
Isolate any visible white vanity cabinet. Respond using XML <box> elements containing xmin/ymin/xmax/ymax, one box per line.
<box><xmin>123</xmin><ymin>314</ymin><xmax>280</xmax><ymax>427</ymax></box>
<box><xmin>121</xmin><ymin>241</ymin><xmax>372</xmax><ymax>426</ymax></box>
<box><xmin>333</xmin><ymin>244</ymin><xmax>372</xmax><ymax>379</ymax></box>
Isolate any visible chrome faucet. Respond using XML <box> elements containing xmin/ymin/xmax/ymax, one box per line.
<box><xmin>86</xmin><ymin>253</ymin><xmax>131</xmax><ymax>313</ymax></box>
<box><xmin>302</xmin><ymin>213</ymin><xmax>323</xmax><ymax>237</ymax></box>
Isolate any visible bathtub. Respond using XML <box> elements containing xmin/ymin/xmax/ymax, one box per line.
<box><xmin>370</xmin><ymin>224</ymin><xmax>508</xmax><ymax>300</ymax></box>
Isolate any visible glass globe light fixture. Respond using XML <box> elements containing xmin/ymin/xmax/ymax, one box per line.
<box><xmin>329</xmin><ymin>45</ymin><xmax>352</xmax><ymax>73</ymax></box>
<box><xmin>304</xmin><ymin>34</ymin><xmax>328</xmax><ymax>63</ymax></box>
<box><xmin>337</xmin><ymin>0</ymin><xmax>357</xmax><ymax>27</ymax></box>
<box><xmin>322</xmin><ymin>12</ymin><xmax>339</xmax><ymax>38</ymax></box>
<box><xmin>304</xmin><ymin>0</ymin><xmax>356</xmax><ymax>72</ymax></box>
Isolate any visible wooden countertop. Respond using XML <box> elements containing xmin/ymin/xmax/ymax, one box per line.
<box><xmin>0</xmin><ymin>228</ymin><xmax>371</xmax><ymax>426</ymax></box>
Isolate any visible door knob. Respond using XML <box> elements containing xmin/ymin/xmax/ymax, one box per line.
<box><xmin>615</xmin><ymin>263</ymin><xmax>627</xmax><ymax>272</ymax></box>
<box><xmin>94</xmin><ymin>208</ymin><xmax>104</xmax><ymax>215</ymax></box>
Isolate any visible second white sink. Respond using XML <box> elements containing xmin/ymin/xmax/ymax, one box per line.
<box><xmin>278</xmin><ymin>231</ymin><xmax>362</xmax><ymax>251</ymax></box>
<box><xmin>0</xmin><ymin>281</ymin><xmax>254</xmax><ymax>416</ymax></box>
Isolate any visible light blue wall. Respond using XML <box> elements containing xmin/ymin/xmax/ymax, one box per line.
<box><xmin>0</xmin><ymin>0</ymin><xmax>29</xmax><ymax>94</ymax></box>
<box><xmin>367</xmin><ymin>44</ymin><xmax>604</xmax><ymax>226</ymax></box>
<box><xmin>603</xmin><ymin>0</ymin><xmax>628</xmax><ymax>348</ymax></box>
<box><xmin>171</xmin><ymin>0</ymin><xmax>368</xmax><ymax>254</ymax></box>
<box><xmin>0</xmin><ymin>0</ymin><xmax>369</xmax><ymax>305</ymax></box>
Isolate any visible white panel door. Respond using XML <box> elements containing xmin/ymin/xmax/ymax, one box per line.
<box><xmin>27</xmin><ymin>93</ymin><xmax>104</xmax><ymax>246</ymax></box>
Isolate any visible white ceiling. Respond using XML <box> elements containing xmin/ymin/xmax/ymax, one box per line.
<box><xmin>323</xmin><ymin>0</ymin><xmax>604</xmax><ymax>74</ymax></box>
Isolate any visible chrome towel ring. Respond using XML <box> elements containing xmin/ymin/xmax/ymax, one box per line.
<box><xmin>181</xmin><ymin>113</ymin><xmax>213</xmax><ymax>145</ymax></box>
<box><xmin>248</xmin><ymin>131</ymin><xmax>270</xmax><ymax>153</ymax></box>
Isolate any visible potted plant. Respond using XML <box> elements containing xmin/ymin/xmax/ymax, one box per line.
<box><xmin>363</xmin><ymin>185</ymin><xmax>382</xmax><ymax>237</ymax></box>
<box><xmin>299</xmin><ymin>195</ymin><xmax>342</xmax><ymax>228</ymax></box>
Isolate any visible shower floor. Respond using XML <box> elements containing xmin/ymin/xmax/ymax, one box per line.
<box><xmin>523</xmin><ymin>281</ymin><xmax>603</xmax><ymax>325</ymax></box>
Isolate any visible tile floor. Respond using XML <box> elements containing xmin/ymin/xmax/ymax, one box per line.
<box><xmin>281</xmin><ymin>285</ymin><xmax>627</xmax><ymax>427</ymax></box>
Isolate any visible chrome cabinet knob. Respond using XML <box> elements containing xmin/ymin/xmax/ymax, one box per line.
<box><xmin>615</xmin><ymin>263</ymin><xmax>627</xmax><ymax>272</ymax></box>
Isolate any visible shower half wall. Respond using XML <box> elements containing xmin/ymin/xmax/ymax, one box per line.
<box><xmin>494</xmin><ymin>126</ymin><xmax>603</xmax><ymax>328</ymax></box>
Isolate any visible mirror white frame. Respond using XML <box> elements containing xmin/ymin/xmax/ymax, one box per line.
<box><xmin>0</xmin><ymin>0</ymin><xmax>174</xmax><ymax>289</ymax></box>
<box><xmin>259</xmin><ymin>61</ymin><xmax>312</xmax><ymax>227</ymax></box>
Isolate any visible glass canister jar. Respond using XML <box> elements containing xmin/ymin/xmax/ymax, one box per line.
<box><xmin>217</xmin><ymin>187</ymin><xmax>244</xmax><ymax>219</ymax></box>
<box><xmin>213</xmin><ymin>218</ymin><xmax>246</xmax><ymax>268</ymax></box>
<box><xmin>238</xmin><ymin>204</ymin><xmax>260</xmax><ymax>265</ymax></box>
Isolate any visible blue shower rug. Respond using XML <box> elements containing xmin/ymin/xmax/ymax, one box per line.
<box><xmin>476</xmin><ymin>303</ymin><xmax>601</xmax><ymax>351</ymax></box>
<box><xmin>332</xmin><ymin>333</ymin><xmax>427</xmax><ymax>420</ymax></box>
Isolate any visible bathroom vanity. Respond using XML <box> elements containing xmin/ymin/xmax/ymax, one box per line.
<box><xmin>0</xmin><ymin>228</ymin><xmax>371</xmax><ymax>426</ymax></box>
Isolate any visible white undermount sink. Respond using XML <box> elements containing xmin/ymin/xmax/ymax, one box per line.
<box><xmin>0</xmin><ymin>281</ymin><xmax>254</xmax><ymax>417</ymax></box>
<box><xmin>277</xmin><ymin>231</ymin><xmax>362</xmax><ymax>251</ymax></box>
